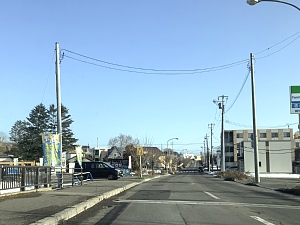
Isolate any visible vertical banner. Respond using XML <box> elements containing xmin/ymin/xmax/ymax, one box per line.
<box><xmin>42</xmin><ymin>133</ymin><xmax>61</xmax><ymax>167</ymax></box>
<box><xmin>76</xmin><ymin>146</ymin><xmax>83</xmax><ymax>168</ymax></box>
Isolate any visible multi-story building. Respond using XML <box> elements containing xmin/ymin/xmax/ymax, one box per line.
<box><xmin>224</xmin><ymin>129</ymin><xmax>294</xmax><ymax>173</ymax></box>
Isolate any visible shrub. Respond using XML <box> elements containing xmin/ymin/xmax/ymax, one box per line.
<box><xmin>218</xmin><ymin>171</ymin><xmax>250</xmax><ymax>181</ymax></box>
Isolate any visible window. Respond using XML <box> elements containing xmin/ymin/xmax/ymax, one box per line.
<box><xmin>225</xmin><ymin>132</ymin><xmax>234</xmax><ymax>143</ymax></box>
<box><xmin>225</xmin><ymin>146</ymin><xmax>230</xmax><ymax>153</ymax></box>
<box><xmin>225</xmin><ymin>156</ymin><xmax>234</xmax><ymax>162</ymax></box>
<box><xmin>236</xmin><ymin>133</ymin><xmax>243</xmax><ymax>138</ymax></box>
<box><xmin>225</xmin><ymin>146</ymin><xmax>234</xmax><ymax>152</ymax></box>
<box><xmin>248</xmin><ymin>133</ymin><xmax>253</xmax><ymax>140</ymax></box>
<box><xmin>271</xmin><ymin>132</ymin><xmax>278</xmax><ymax>138</ymax></box>
<box><xmin>260</xmin><ymin>133</ymin><xmax>266</xmax><ymax>138</ymax></box>
<box><xmin>296</xmin><ymin>142</ymin><xmax>300</xmax><ymax>148</ymax></box>
<box><xmin>266</xmin><ymin>141</ymin><xmax>269</xmax><ymax>147</ymax></box>
<box><xmin>283</xmin><ymin>132</ymin><xmax>290</xmax><ymax>138</ymax></box>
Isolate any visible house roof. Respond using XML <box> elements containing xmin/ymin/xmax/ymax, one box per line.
<box><xmin>142</xmin><ymin>147</ymin><xmax>162</xmax><ymax>154</ymax></box>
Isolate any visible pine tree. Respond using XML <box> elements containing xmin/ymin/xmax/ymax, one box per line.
<box><xmin>9</xmin><ymin>103</ymin><xmax>78</xmax><ymax>160</ymax></box>
<box><xmin>47</xmin><ymin>104</ymin><xmax>78</xmax><ymax>152</ymax></box>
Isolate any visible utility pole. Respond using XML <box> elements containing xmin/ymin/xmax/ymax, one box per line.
<box><xmin>250</xmin><ymin>53</ymin><xmax>260</xmax><ymax>183</ymax></box>
<box><xmin>203</xmin><ymin>139</ymin><xmax>206</xmax><ymax>169</ymax></box>
<box><xmin>218</xmin><ymin>95</ymin><xmax>228</xmax><ymax>171</ymax></box>
<box><xmin>208</xmin><ymin>124</ymin><xmax>214</xmax><ymax>169</ymax></box>
<box><xmin>205</xmin><ymin>134</ymin><xmax>210</xmax><ymax>171</ymax></box>
<box><xmin>55</xmin><ymin>42</ymin><xmax>63</xmax><ymax>188</ymax></box>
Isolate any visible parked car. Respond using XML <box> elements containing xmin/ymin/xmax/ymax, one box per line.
<box><xmin>74</xmin><ymin>161</ymin><xmax>120</xmax><ymax>180</ymax></box>
<box><xmin>226</xmin><ymin>166</ymin><xmax>238</xmax><ymax>171</ymax></box>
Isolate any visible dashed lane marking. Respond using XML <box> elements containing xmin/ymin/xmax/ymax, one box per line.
<box><xmin>203</xmin><ymin>191</ymin><xmax>220</xmax><ymax>199</ymax></box>
<box><xmin>250</xmin><ymin>216</ymin><xmax>275</xmax><ymax>225</ymax></box>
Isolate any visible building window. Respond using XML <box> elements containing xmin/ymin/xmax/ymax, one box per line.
<box><xmin>271</xmin><ymin>132</ymin><xmax>278</xmax><ymax>138</ymax></box>
<box><xmin>225</xmin><ymin>146</ymin><xmax>230</xmax><ymax>153</ymax></box>
<box><xmin>266</xmin><ymin>141</ymin><xmax>269</xmax><ymax>147</ymax></box>
<box><xmin>248</xmin><ymin>133</ymin><xmax>253</xmax><ymax>140</ymax></box>
<box><xmin>225</xmin><ymin>132</ymin><xmax>234</xmax><ymax>143</ymax></box>
<box><xmin>225</xmin><ymin>156</ymin><xmax>234</xmax><ymax>162</ymax></box>
<box><xmin>236</xmin><ymin>133</ymin><xmax>243</xmax><ymax>138</ymax></box>
<box><xmin>260</xmin><ymin>133</ymin><xmax>266</xmax><ymax>138</ymax></box>
<box><xmin>283</xmin><ymin>132</ymin><xmax>290</xmax><ymax>138</ymax></box>
<box><xmin>296</xmin><ymin>142</ymin><xmax>300</xmax><ymax>148</ymax></box>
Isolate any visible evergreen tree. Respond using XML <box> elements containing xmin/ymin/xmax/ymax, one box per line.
<box><xmin>48</xmin><ymin>104</ymin><xmax>78</xmax><ymax>152</ymax></box>
<box><xmin>9</xmin><ymin>104</ymin><xmax>49</xmax><ymax>160</ymax></box>
<box><xmin>61</xmin><ymin>105</ymin><xmax>78</xmax><ymax>152</ymax></box>
<box><xmin>9</xmin><ymin>103</ymin><xmax>78</xmax><ymax>160</ymax></box>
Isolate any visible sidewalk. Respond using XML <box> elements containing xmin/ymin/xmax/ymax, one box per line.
<box><xmin>237</xmin><ymin>176</ymin><xmax>300</xmax><ymax>190</ymax></box>
<box><xmin>0</xmin><ymin>175</ymin><xmax>159</xmax><ymax>225</ymax></box>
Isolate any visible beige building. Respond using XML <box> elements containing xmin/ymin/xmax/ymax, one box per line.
<box><xmin>225</xmin><ymin>129</ymin><xmax>294</xmax><ymax>173</ymax></box>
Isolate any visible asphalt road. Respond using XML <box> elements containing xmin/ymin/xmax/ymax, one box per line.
<box><xmin>60</xmin><ymin>170</ymin><xmax>300</xmax><ymax>225</ymax></box>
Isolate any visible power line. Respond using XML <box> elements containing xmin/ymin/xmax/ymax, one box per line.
<box><xmin>225</xmin><ymin>66</ymin><xmax>251</xmax><ymax>113</ymax></box>
<box><xmin>255</xmin><ymin>35</ymin><xmax>300</xmax><ymax>60</ymax></box>
<box><xmin>225</xmin><ymin>119</ymin><xmax>298</xmax><ymax>129</ymax></box>
<box><xmin>255</xmin><ymin>30</ymin><xmax>300</xmax><ymax>56</ymax></box>
<box><xmin>62</xmin><ymin>48</ymin><xmax>249</xmax><ymax>74</ymax></box>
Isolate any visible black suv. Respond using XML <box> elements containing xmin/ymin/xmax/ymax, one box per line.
<box><xmin>75</xmin><ymin>161</ymin><xmax>120</xmax><ymax>180</ymax></box>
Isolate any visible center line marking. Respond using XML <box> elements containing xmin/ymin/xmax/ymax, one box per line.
<box><xmin>204</xmin><ymin>191</ymin><xmax>220</xmax><ymax>199</ymax></box>
<box><xmin>250</xmin><ymin>216</ymin><xmax>275</xmax><ymax>225</ymax></box>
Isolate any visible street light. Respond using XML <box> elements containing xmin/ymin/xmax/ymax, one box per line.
<box><xmin>246</xmin><ymin>0</ymin><xmax>300</xmax><ymax>184</ymax></box>
<box><xmin>166</xmin><ymin>138</ymin><xmax>178</xmax><ymax>171</ymax></box>
<box><xmin>247</xmin><ymin>0</ymin><xmax>300</xmax><ymax>11</ymax></box>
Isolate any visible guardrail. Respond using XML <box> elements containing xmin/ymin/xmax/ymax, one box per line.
<box><xmin>0</xmin><ymin>165</ymin><xmax>52</xmax><ymax>193</ymax></box>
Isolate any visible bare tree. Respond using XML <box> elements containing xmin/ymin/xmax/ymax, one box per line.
<box><xmin>108</xmin><ymin>133</ymin><xmax>139</xmax><ymax>148</ymax></box>
<box><xmin>0</xmin><ymin>131</ymin><xmax>8</xmax><ymax>143</ymax></box>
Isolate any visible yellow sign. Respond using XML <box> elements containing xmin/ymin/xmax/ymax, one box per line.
<box><xmin>137</xmin><ymin>146</ymin><xmax>143</xmax><ymax>156</ymax></box>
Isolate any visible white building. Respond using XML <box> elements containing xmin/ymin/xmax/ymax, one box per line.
<box><xmin>91</xmin><ymin>147</ymin><xmax>109</xmax><ymax>161</ymax></box>
<box><xmin>225</xmin><ymin>129</ymin><xmax>294</xmax><ymax>173</ymax></box>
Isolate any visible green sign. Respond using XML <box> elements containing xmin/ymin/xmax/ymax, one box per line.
<box><xmin>290</xmin><ymin>86</ymin><xmax>300</xmax><ymax>114</ymax></box>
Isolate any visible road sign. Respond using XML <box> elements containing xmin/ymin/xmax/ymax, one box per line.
<box><xmin>290</xmin><ymin>86</ymin><xmax>300</xmax><ymax>114</ymax></box>
<box><xmin>137</xmin><ymin>146</ymin><xmax>143</xmax><ymax>156</ymax></box>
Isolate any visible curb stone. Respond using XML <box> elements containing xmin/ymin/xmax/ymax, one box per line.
<box><xmin>30</xmin><ymin>176</ymin><xmax>161</xmax><ymax>225</ymax></box>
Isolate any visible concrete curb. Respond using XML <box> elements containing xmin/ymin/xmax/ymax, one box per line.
<box><xmin>30</xmin><ymin>176</ymin><xmax>161</xmax><ymax>225</ymax></box>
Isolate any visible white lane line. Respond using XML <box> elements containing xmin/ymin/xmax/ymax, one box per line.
<box><xmin>203</xmin><ymin>191</ymin><xmax>220</xmax><ymax>199</ymax></box>
<box><xmin>250</xmin><ymin>216</ymin><xmax>275</xmax><ymax>225</ymax></box>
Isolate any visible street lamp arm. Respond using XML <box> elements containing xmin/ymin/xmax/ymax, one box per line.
<box><xmin>247</xmin><ymin>0</ymin><xmax>300</xmax><ymax>11</ymax></box>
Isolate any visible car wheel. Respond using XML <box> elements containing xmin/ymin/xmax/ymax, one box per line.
<box><xmin>108</xmin><ymin>174</ymin><xmax>115</xmax><ymax>180</ymax></box>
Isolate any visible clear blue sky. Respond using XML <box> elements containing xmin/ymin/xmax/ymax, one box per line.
<box><xmin>1</xmin><ymin>1</ymin><xmax>300</xmax><ymax>156</ymax></box>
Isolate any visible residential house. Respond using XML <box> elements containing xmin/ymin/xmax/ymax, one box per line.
<box><xmin>107</xmin><ymin>146</ymin><xmax>123</xmax><ymax>159</ymax></box>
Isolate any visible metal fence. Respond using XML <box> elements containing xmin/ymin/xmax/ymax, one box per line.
<box><xmin>0</xmin><ymin>165</ymin><xmax>52</xmax><ymax>192</ymax></box>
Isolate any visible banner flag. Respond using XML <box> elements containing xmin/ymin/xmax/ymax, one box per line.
<box><xmin>76</xmin><ymin>146</ymin><xmax>83</xmax><ymax>168</ymax></box>
<box><xmin>42</xmin><ymin>133</ymin><xmax>61</xmax><ymax>167</ymax></box>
